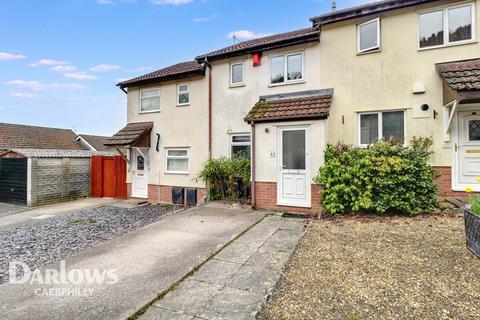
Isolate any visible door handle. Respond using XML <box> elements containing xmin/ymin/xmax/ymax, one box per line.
<box><xmin>455</xmin><ymin>143</ymin><xmax>458</xmax><ymax>152</ymax></box>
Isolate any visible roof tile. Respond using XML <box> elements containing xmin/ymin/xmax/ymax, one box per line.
<box><xmin>436</xmin><ymin>58</ymin><xmax>480</xmax><ymax>91</ymax></box>
<box><xmin>105</xmin><ymin>122</ymin><xmax>153</xmax><ymax>147</ymax></box>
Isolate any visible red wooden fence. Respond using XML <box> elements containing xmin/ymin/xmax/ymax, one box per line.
<box><xmin>90</xmin><ymin>156</ymin><xmax>127</xmax><ymax>199</ymax></box>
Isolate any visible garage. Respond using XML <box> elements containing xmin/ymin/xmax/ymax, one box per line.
<box><xmin>0</xmin><ymin>158</ymin><xmax>27</xmax><ymax>205</ymax></box>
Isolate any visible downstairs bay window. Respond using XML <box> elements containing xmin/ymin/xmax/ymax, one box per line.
<box><xmin>359</xmin><ymin>111</ymin><xmax>405</xmax><ymax>146</ymax></box>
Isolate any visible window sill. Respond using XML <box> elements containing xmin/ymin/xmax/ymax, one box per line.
<box><xmin>229</xmin><ymin>83</ymin><xmax>245</xmax><ymax>88</ymax></box>
<box><xmin>165</xmin><ymin>171</ymin><xmax>189</xmax><ymax>175</ymax></box>
<box><xmin>418</xmin><ymin>40</ymin><xmax>477</xmax><ymax>52</ymax></box>
<box><xmin>176</xmin><ymin>103</ymin><xmax>190</xmax><ymax>107</ymax></box>
<box><xmin>356</xmin><ymin>48</ymin><xmax>381</xmax><ymax>56</ymax></box>
<box><xmin>139</xmin><ymin>110</ymin><xmax>160</xmax><ymax>114</ymax></box>
<box><xmin>269</xmin><ymin>80</ymin><xmax>305</xmax><ymax>88</ymax></box>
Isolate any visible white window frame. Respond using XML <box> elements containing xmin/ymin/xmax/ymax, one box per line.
<box><xmin>139</xmin><ymin>88</ymin><xmax>160</xmax><ymax>113</ymax></box>
<box><xmin>165</xmin><ymin>148</ymin><xmax>189</xmax><ymax>174</ymax></box>
<box><xmin>357</xmin><ymin>18</ymin><xmax>381</xmax><ymax>53</ymax></box>
<box><xmin>177</xmin><ymin>83</ymin><xmax>190</xmax><ymax>106</ymax></box>
<box><xmin>230</xmin><ymin>61</ymin><xmax>245</xmax><ymax>87</ymax></box>
<box><xmin>230</xmin><ymin>133</ymin><xmax>251</xmax><ymax>159</ymax></box>
<box><xmin>357</xmin><ymin>110</ymin><xmax>406</xmax><ymax>147</ymax></box>
<box><xmin>418</xmin><ymin>3</ymin><xmax>475</xmax><ymax>50</ymax></box>
<box><xmin>269</xmin><ymin>51</ymin><xmax>304</xmax><ymax>86</ymax></box>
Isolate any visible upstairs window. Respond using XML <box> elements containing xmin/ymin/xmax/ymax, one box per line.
<box><xmin>230</xmin><ymin>62</ymin><xmax>244</xmax><ymax>86</ymax></box>
<box><xmin>419</xmin><ymin>4</ymin><xmax>474</xmax><ymax>49</ymax></box>
<box><xmin>357</xmin><ymin>18</ymin><xmax>380</xmax><ymax>53</ymax></box>
<box><xmin>230</xmin><ymin>134</ymin><xmax>251</xmax><ymax>160</ymax></box>
<box><xmin>359</xmin><ymin>111</ymin><xmax>405</xmax><ymax>146</ymax></box>
<box><xmin>177</xmin><ymin>84</ymin><xmax>189</xmax><ymax>106</ymax></box>
<box><xmin>270</xmin><ymin>52</ymin><xmax>303</xmax><ymax>85</ymax></box>
<box><xmin>140</xmin><ymin>89</ymin><xmax>160</xmax><ymax>113</ymax></box>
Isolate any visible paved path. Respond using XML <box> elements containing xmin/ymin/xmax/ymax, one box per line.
<box><xmin>141</xmin><ymin>215</ymin><xmax>307</xmax><ymax>320</ymax></box>
<box><xmin>0</xmin><ymin>203</ymin><xmax>265</xmax><ymax>320</ymax></box>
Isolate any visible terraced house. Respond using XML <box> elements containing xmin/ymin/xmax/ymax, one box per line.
<box><xmin>107</xmin><ymin>0</ymin><xmax>480</xmax><ymax>213</ymax></box>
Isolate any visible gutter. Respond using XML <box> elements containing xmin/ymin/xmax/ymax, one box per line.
<box><xmin>251</xmin><ymin>121</ymin><xmax>256</xmax><ymax>208</ymax></box>
<box><xmin>204</xmin><ymin>58</ymin><xmax>213</xmax><ymax>160</ymax></box>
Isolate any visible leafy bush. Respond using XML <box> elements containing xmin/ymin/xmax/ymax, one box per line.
<box><xmin>314</xmin><ymin>137</ymin><xmax>439</xmax><ymax>215</ymax></box>
<box><xmin>197</xmin><ymin>157</ymin><xmax>251</xmax><ymax>201</ymax></box>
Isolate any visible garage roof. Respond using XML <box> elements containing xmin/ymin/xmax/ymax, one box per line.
<box><xmin>0</xmin><ymin>149</ymin><xmax>114</xmax><ymax>158</ymax></box>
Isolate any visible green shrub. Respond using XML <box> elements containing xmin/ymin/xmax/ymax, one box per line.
<box><xmin>197</xmin><ymin>157</ymin><xmax>251</xmax><ymax>201</ymax></box>
<box><xmin>314</xmin><ymin>137</ymin><xmax>439</xmax><ymax>215</ymax></box>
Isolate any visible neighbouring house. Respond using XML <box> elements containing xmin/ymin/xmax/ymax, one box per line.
<box><xmin>0</xmin><ymin>122</ymin><xmax>115</xmax><ymax>206</ymax></box>
<box><xmin>109</xmin><ymin>0</ymin><xmax>480</xmax><ymax>213</ymax></box>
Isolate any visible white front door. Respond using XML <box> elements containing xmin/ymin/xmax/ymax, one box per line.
<box><xmin>278</xmin><ymin>126</ymin><xmax>310</xmax><ymax>207</ymax></box>
<box><xmin>132</xmin><ymin>150</ymin><xmax>148</xmax><ymax>198</ymax></box>
<box><xmin>457</xmin><ymin>110</ymin><xmax>480</xmax><ymax>187</ymax></box>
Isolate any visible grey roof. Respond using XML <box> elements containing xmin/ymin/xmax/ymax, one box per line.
<box><xmin>1</xmin><ymin>149</ymin><xmax>115</xmax><ymax>158</ymax></box>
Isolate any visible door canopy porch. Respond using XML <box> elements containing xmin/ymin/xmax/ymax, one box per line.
<box><xmin>105</xmin><ymin>122</ymin><xmax>153</xmax><ymax>149</ymax></box>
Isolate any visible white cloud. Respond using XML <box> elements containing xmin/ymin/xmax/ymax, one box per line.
<box><xmin>151</xmin><ymin>0</ymin><xmax>193</xmax><ymax>5</ymax></box>
<box><xmin>11</xmin><ymin>92</ymin><xmax>36</xmax><ymax>100</ymax></box>
<box><xmin>64</xmin><ymin>72</ymin><xmax>99</xmax><ymax>80</ymax></box>
<box><xmin>193</xmin><ymin>14</ymin><xmax>217</xmax><ymax>23</ymax></box>
<box><xmin>51</xmin><ymin>65</ymin><xmax>78</xmax><ymax>73</ymax></box>
<box><xmin>89</xmin><ymin>64</ymin><xmax>121</xmax><ymax>72</ymax></box>
<box><xmin>30</xmin><ymin>59</ymin><xmax>70</xmax><ymax>67</ymax></box>
<box><xmin>227</xmin><ymin>30</ymin><xmax>271</xmax><ymax>40</ymax></box>
<box><xmin>0</xmin><ymin>52</ymin><xmax>26</xmax><ymax>61</ymax></box>
<box><xmin>6</xmin><ymin>80</ymin><xmax>86</xmax><ymax>92</ymax></box>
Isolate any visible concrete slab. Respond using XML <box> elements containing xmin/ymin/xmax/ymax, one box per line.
<box><xmin>0</xmin><ymin>204</ymin><xmax>265</xmax><ymax>320</ymax></box>
<box><xmin>226</xmin><ymin>264</ymin><xmax>282</xmax><ymax>294</ymax></box>
<box><xmin>190</xmin><ymin>259</ymin><xmax>242</xmax><ymax>285</ymax></box>
<box><xmin>0</xmin><ymin>202</ymin><xmax>29</xmax><ymax>217</ymax></box>
<box><xmin>142</xmin><ymin>307</ymin><xmax>194</xmax><ymax>320</ymax></box>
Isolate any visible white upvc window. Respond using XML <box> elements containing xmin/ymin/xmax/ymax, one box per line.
<box><xmin>419</xmin><ymin>3</ymin><xmax>475</xmax><ymax>49</ymax></box>
<box><xmin>140</xmin><ymin>88</ymin><xmax>160</xmax><ymax>113</ymax></box>
<box><xmin>270</xmin><ymin>52</ymin><xmax>304</xmax><ymax>85</ymax></box>
<box><xmin>230</xmin><ymin>62</ymin><xmax>245</xmax><ymax>86</ymax></box>
<box><xmin>357</xmin><ymin>18</ymin><xmax>381</xmax><ymax>53</ymax></box>
<box><xmin>177</xmin><ymin>83</ymin><xmax>190</xmax><ymax>106</ymax></box>
<box><xmin>230</xmin><ymin>134</ymin><xmax>251</xmax><ymax>160</ymax></box>
<box><xmin>358</xmin><ymin>110</ymin><xmax>406</xmax><ymax>146</ymax></box>
<box><xmin>166</xmin><ymin>148</ymin><xmax>189</xmax><ymax>174</ymax></box>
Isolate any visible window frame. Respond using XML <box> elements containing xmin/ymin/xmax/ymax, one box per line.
<box><xmin>269</xmin><ymin>51</ymin><xmax>304</xmax><ymax>86</ymax></box>
<box><xmin>357</xmin><ymin>110</ymin><xmax>406</xmax><ymax>147</ymax></box>
<box><xmin>230</xmin><ymin>61</ymin><xmax>245</xmax><ymax>87</ymax></box>
<box><xmin>357</xmin><ymin>18</ymin><xmax>381</xmax><ymax>53</ymax></box>
<box><xmin>139</xmin><ymin>88</ymin><xmax>160</xmax><ymax>113</ymax></box>
<box><xmin>230</xmin><ymin>133</ymin><xmax>251</xmax><ymax>159</ymax></box>
<box><xmin>177</xmin><ymin>83</ymin><xmax>190</xmax><ymax>106</ymax></box>
<box><xmin>418</xmin><ymin>3</ymin><xmax>475</xmax><ymax>50</ymax></box>
<box><xmin>165</xmin><ymin>148</ymin><xmax>189</xmax><ymax>174</ymax></box>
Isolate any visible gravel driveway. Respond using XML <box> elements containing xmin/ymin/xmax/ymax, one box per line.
<box><xmin>259</xmin><ymin>213</ymin><xmax>480</xmax><ymax>320</ymax></box>
<box><xmin>0</xmin><ymin>205</ymin><xmax>174</xmax><ymax>284</ymax></box>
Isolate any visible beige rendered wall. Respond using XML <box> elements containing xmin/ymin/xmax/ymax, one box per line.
<box><xmin>254</xmin><ymin>120</ymin><xmax>327</xmax><ymax>183</ymax></box>
<box><xmin>319</xmin><ymin>0</ymin><xmax>480</xmax><ymax>166</ymax></box>
<box><xmin>210</xmin><ymin>42</ymin><xmax>323</xmax><ymax>159</ymax></box>
<box><xmin>126</xmin><ymin>75</ymin><xmax>208</xmax><ymax>188</ymax></box>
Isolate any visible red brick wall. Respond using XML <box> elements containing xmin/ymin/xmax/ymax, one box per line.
<box><xmin>254</xmin><ymin>181</ymin><xmax>321</xmax><ymax>215</ymax></box>
<box><xmin>434</xmin><ymin>166</ymin><xmax>466</xmax><ymax>197</ymax></box>
<box><xmin>144</xmin><ymin>184</ymin><xmax>206</xmax><ymax>205</ymax></box>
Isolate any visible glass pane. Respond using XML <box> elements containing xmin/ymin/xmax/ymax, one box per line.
<box><xmin>137</xmin><ymin>156</ymin><xmax>145</xmax><ymax>171</ymax></box>
<box><xmin>271</xmin><ymin>56</ymin><xmax>284</xmax><ymax>84</ymax></box>
<box><xmin>141</xmin><ymin>89</ymin><xmax>159</xmax><ymax>98</ymax></box>
<box><xmin>282</xmin><ymin>130</ymin><xmax>305</xmax><ymax>170</ymax></box>
<box><xmin>178</xmin><ymin>84</ymin><xmax>188</xmax><ymax>92</ymax></box>
<box><xmin>232</xmin><ymin>145</ymin><xmax>251</xmax><ymax>159</ymax></box>
<box><xmin>141</xmin><ymin>97</ymin><xmax>160</xmax><ymax>112</ymax></box>
<box><xmin>382</xmin><ymin>111</ymin><xmax>405</xmax><ymax>143</ymax></box>
<box><xmin>232</xmin><ymin>135</ymin><xmax>250</xmax><ymax>143</ymax></box>
<box><xmin>231</xmin><ymin>63</ymin><xmax>243</xmax><ymax>84</ymax></box>
<box><xmin>358</xmin><ymin>20</ymin><xmax>378</xmax><ymax>51</ymax></box>
<box><xmin>168</xmin><ymin>150</ymin><xmax>187</xmax><ymax>157</ymax></box>
<box><xmin>167</xmin><ymin>159</ymin><xmax>188</xmax><ymax>172</ymax></box>
<box><xmin>448</xmin><ymin>5</ymin><xmax>472</xmax><ymax>43</ymax></box>
<box><xmin>287</xmin><ymin>54</ymin><xmax>302</xmax><ymax>81</ymax></box>
<box><xmin>469</xmin><ymin>120</ymin><xmax>480</xmax><ymax>141</ymax></box>
<box><xmin>178</xmin><ymin>93</ymin><xmax>189</xmax><ymax>104</ymax></box>
<box><xmin>419</xmin><ymin>10</ymin><xmax>444</xmax><ymax>48</ymax></box>
<box><xmin>360</xmin><ymin>114</ymin><xmax>378</xmax><ymax>145</ymax></box>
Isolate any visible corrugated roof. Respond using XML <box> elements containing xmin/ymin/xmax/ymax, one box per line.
<box><xmin>436</xmin><ymin>58</ymin><xmax>480</xmax><ymax>91</ymax></box>
<box><xmin>117</xmin><ymin>61</ymin><xmax>205</xmax><ymax>88</ymax></box>
<box><xmin>1</xmin><ymin>149</ymin><xmax>103</xmax><ymax>158</ymax></box>
<box><xmin>105</xmin><ymin>122</ymin><xmax>153</xmax><ymax>147</ymax></box>
<box><xmin>196</xmin><ymin>28</ymin><xmax>320</xmax><ymax>61</ymax></box>
<box><xmin>244</xmin><ymin>89</ymin><xmax>333</xmax><ymax>123</ymax></box>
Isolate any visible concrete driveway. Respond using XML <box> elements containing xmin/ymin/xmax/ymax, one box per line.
<box><xmin>0</xmin><ymin>203</ymin><xmax>29</xmax><ymax>218</ymax></box>
<box><xmin>0</xmin><ymin>203</ymin><xmax>265</xmax><ymax>320</ymax></box>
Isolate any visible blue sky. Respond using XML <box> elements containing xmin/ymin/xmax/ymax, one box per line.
<box><xmin>0</xmin><ymin>0</ymin><xmax>369</xmax><ymax>136</ymax></box>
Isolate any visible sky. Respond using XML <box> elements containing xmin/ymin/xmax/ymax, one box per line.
<box><xmin>0</xmin><ymin>0</ymin><xmax>371</xmax><ymax>136</ymax></box>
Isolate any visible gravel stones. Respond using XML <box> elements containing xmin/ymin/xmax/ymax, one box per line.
<box><xmin>0</xmin><ymin>205</ymin><xmax>174</xmax><ymax>284</ymax></box>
